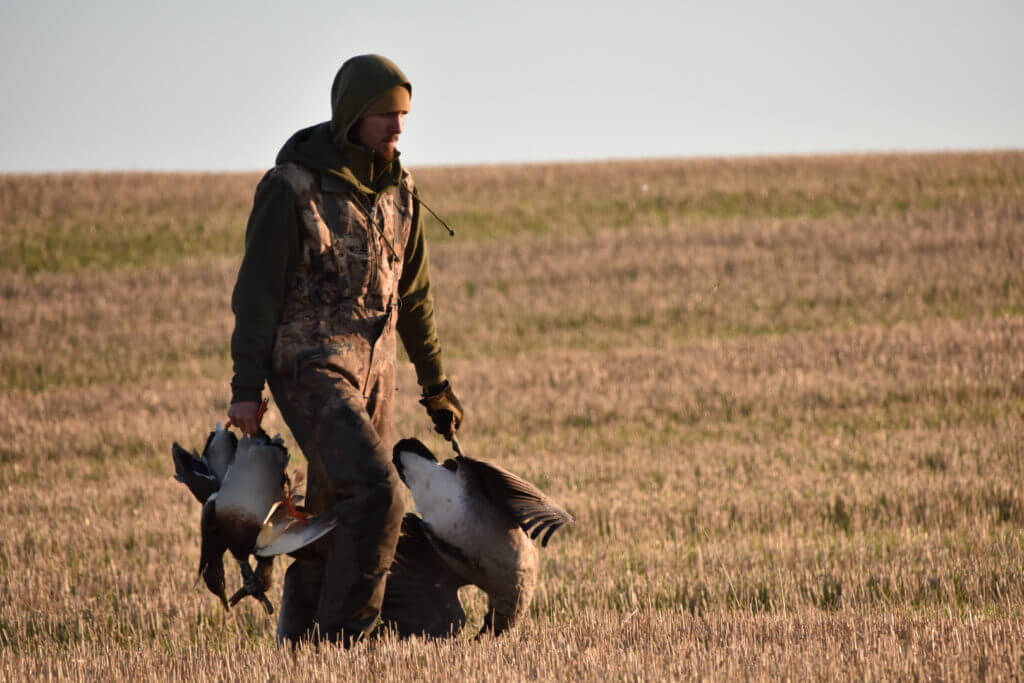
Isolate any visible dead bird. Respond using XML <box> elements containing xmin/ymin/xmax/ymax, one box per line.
<box><xmin>171</xmin><ymin>424</ymin><xmax>337</xmax><ymax>613</ymax></box>
<box><xmin>390</xmin><ymin>437</ymin><xmax>573</xmax><ymax>637</ymax></box>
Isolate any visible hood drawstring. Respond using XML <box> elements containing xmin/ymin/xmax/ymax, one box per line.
<box><xmin>403</xmin><ymin>179</ymin><xmax>456</xmax><ymax>237</ymax></box>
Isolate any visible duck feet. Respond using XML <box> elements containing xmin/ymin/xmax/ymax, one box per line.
<box><xmin>228</xmin><ymin>558</ymin><xmax>275</xmax><ymax>614</ymax></box>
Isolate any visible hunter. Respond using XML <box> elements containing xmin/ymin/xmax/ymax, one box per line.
<box><xmin>226</xmin><ymin>54</ymin><xmax>463</xmax><ymax>645</ymax></box>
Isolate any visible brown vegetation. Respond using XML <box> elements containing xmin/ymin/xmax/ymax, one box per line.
<box><xmin>1</xmin><ymin>151</ymin><xmax>1022</xmax><ymax>679</ymax></box>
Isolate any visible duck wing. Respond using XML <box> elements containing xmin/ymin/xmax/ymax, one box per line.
<box><xmin>171</xmin><ymin>443</ymin><xmax>219</xmax><ymax>504</ymax></box>
<box><xmin>456</xmin><ymin>456</ymin><xmax>574</xmax><ymax>547</ymax></box>
<box><xmin>379</xmin><ymin>513</ymin><xmax>468</xmax><ymax>639</ymax></box>
<box><xmin>201</xmin><ymin>424</ymin><xmax>238</xmax><ymax>483</ymax></box>
<box><xmin>254</xmin><ymin>501</ymin><xmax>338</xmax><ymax>557</ymax></box>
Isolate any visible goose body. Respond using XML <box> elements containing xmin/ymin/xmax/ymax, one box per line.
<box><xmin>391</xmin><ymin>438</ymin><xmax>572</xmax><ymax>636</ymax></box>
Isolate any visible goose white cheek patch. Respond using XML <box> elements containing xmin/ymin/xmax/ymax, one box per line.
<box><xmin>398</xmin><ymin>451</ymin><xmax>464</xmax><ymax>529</ymax></box>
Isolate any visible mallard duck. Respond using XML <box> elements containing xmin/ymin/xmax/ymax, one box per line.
<box><xmin>389</xmin><ymin>437</ymin><xmax>573</xmax><ymax>637</ymax></box>
<box><xmin>171</xmin><ymin>424</ymin><xmax>336</xmax><ymax>613</ymax></box>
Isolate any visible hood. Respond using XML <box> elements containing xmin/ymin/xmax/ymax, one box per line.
<box><xmin>330</xmin><ymin>54</ymin><xmax>411</xmax><ymax>142</ymax></box>
<box><xmin>276</xmin><ymin>55</ymin><xmax>411</xmax><ymax>195</ymax></box>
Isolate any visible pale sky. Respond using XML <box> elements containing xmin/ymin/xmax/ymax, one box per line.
<box><xmin>1</xmin><ymin>0</ymin><xmax>1021</xmax><ymax>172</ymax></box>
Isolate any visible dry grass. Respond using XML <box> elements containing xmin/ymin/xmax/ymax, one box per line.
<box><xmin>1</xmin><ymin>151</ymin><xmax>1023</xmax><ymax>680</ymax></box>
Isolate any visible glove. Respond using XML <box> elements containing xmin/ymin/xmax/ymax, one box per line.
<box><xmin>419</xmin><ymin>380</ymin><xmax>464</xmax><ymax>440</ymax></box>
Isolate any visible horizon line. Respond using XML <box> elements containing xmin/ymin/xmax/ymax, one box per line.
<box><xmin>1</xmin><ymin>146</ymin><xmax>1020</xmax><ymax>177</ymax></box>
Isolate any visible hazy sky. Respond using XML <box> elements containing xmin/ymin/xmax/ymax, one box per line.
<box><xmin>1</xmin><ymin>1</ymin><xmax>1021</xmax><ymax>172</ymax></box>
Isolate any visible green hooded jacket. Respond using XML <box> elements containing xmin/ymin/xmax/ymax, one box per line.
<box><xmin>229</xmin><ymin>55</ymin><xmax>444</xmax><ymax>404</ymax></box>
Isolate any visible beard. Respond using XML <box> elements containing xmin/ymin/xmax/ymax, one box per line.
<box><xmin>376</xmin><ymin>139</ymin><xmax>399</xmax><ymax>162</ymax></box>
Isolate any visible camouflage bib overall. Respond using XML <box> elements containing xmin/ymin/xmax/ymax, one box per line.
<box><xmin>266</xmin><ymin>162</ymin><xmax>414</xmax><ymax>645</ymax></box>
<box><xmin>271</xmin><ymin>162</ymin><xmax>414</xmax><ymax>391</ymax></box>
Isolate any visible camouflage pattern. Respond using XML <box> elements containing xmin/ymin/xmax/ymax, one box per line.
<box><xmin>270</xmin><ymin>161</ymin><xmax>415</xmax><ymax>389</ymax></box>
<box><xmin>266</xmin><ymin>161</ymin><xmax>415</xmax><ymax>645</ymax></box>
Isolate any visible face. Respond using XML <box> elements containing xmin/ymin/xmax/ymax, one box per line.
<box><xmin>355</xmin><ymin>110</ymin><xmax>407</xmax><ymax>162</ymax></box>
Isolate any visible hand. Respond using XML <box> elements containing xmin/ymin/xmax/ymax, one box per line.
<box><xmin>419</xmin><ymin>381</ymin><xmax>464</xmax><ymax>440</ymax></box>
<box><xmin>227</xmin><ymin>400</ymin><xmax>266</xmax><ymax>437</ymax></box>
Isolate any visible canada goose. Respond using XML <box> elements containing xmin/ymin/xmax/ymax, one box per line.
<box><xmin>171</xmin><ymin>424</ymin><xmax>337</xmax><ymax>613</ymax></box>
<box><xmin>390</xmin><ymin>438</ymin><xmax>573</xmax><ymax>637</ymax></box>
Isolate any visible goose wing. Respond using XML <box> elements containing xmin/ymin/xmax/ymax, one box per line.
<box><xmin>380</xmin><ymin>513</ymin><xmax>468</xmax><ymax>639</ymax></box>
<box><xmin>171</xmin><ymin>443</ymin><xmax>219</xmax><ymax>503</ymax></box>
<box><xmin>457</xmin><ymin>456</ymin><xmax>574</xmax><ymax>547</ymax></box>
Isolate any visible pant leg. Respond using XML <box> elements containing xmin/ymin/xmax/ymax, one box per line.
<box><xmin>268</xmin><ymin>374</ymin><xmax>326</xmax><ymax>645</ymax></box>
<box><xmin>275</xmin><ymin>558</ymin><xmax>323</xmax><ymax>645</ymax></box>
<box><xmin>269</xmin><ymin>363</ymin><xmax>404</xmax><ymax>646</ymax></box>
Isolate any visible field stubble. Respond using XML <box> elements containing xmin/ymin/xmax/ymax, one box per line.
<box><xmin>1</xmin><ymin>152</ymin><xmax>1023</xmax><ymax>679</ymax></box>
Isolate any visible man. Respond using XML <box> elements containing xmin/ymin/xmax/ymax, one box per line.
<box><xmin>226</xmin><ymin>54</ymin><xmax>463</xmax><ymax>646</ymax></box>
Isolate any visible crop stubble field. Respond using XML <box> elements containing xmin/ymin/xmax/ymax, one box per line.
<box><xmin>0</xmin><ymin>152</ymin><xmax>1022</xmax><ymax>680</ymax></box>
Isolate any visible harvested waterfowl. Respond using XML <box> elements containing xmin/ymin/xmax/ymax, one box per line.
<box><xmin>171</xmin><ymin>424</ymin><xmax>337</xmax><ymax>613</ymax></box>
<box><xmin>391</xmin><ymin>438</ymin><xmax>573</xmax><ymax>637</ymax></box>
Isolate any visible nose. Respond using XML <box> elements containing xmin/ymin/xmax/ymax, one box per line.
<box><xmin>388</xmin><ymin>113</ymin><xmax>404</xmax><ymax>136</ymax></box>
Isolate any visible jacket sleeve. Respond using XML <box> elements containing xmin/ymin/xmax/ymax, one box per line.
<box><xmin>229</xmin><ymin>172</ymin><xmax>301</xmax><ymax>403</ymax></box>
<box><xmin>396</xmin><ymin>194</ymin><xmax>446</xmax><ymax>389</ymax></box>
